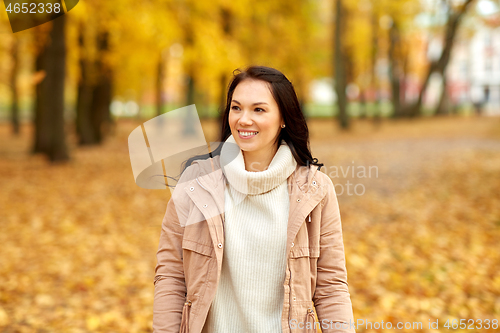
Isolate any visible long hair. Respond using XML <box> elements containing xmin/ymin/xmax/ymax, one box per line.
<box><xmin>181</xmin><ymin>65</ymin><xmax>323</xmax><ymax>173</ymax></box>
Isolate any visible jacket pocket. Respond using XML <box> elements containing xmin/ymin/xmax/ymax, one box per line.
<box><xmin>182</xmin><ymin>238</ymin><xmax>214</xmax><ymax>257</ymax></box>
<box><xmin>289</xmin><ymin>246</ymin><xmax>320</xmax><ymax>303</ymax></box>
<box><xmin>181</xmin><ymin>239</ymin><xmax>213</xmax><ymax>305</ymax></box>
<box><xmin>290</xmin><ymin>246</ymin><xmax>319</xmax><ymax>259</ymax></box>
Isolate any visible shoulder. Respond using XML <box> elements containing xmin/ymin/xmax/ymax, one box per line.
<box><xmin>315</xmin><ymin>168</ymin><xmax>336</xmax><ymax>207</ymax></box>
<box><xmin>171</xmin><ymin>156</ymin><xmax>223</xmax><ymax>218</ymax></box>
<box><xmin>297</xmin><ymin>164</ymin><xmax>334</xmax><ymax>190</ymax></box>
<box><xmin>293</xmin><ymin>164</ymin><xmax>332</xmax><ymax>193</ymax></box>
<box><xmin>316</xmin><ymin>167</ymin><xmax>333</xmax><ymax>186</ymax></box>
<box><xmin>178</xmin><ymin>155</ymin><xmax>221</xmax><ymax>182</ymax></box>
<box><xmin>173</xmin><ymin>155</ymin><xmax>223</xmax><ymax>199</ymax></box>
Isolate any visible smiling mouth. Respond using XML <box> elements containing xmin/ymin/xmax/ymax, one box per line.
<box><xmin>238</xmin><ymin>130</ymin><xmax>259</xmax><ymax>137</ymax></box>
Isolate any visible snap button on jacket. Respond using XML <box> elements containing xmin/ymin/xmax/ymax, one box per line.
<box><xmin>153</xmin><ymin>155</ymin><xmax>355</xmax><ymax>333</ymax></box>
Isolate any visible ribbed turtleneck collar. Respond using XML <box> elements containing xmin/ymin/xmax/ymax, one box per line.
<box><xmin>220</xmin><ymin>134</ymin><xmax>297</xmax><ymax>195</ymax></box>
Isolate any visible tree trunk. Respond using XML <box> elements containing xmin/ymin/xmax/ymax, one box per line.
<box><xmin>47</xmin><ymin>16</ymin><xmax>69</xmax><ymax>161</ymax></box>
<box><xmin>10</xmin><ymin>37</ymin><xmax>20</xmax><ymax>135</ymax></box>
<box><xmin>358</xmin><ymin>90</ymin><xmax>366</xmax><ymax>119</ymax></box>
<box><xmin>369</xmin><ymin>11</ymin><xmax>381</xmax><ymax>126</ymax></box>
<box><xmin>299</xmin><ymin>96</ymin><xmax>307</xmax><ymax>120</ymax></box>
<box><xmin>183</xmin><ymin>70</ymin><xmax>197</xmax><ymax>136</ymax></box>
<box><xmin>388</xmin><ymin>22</ymin><xmax>402</xmax><ymax>118</ymax></box>
<box><xmin>32</xmin><ymin>36</ymin><xmax>49</xmax><ymax>154</ymax></box>
<box><xmin>296</xmin><ymin>78</ymin><xmax>307</xmax><ymax>120</ymax></box>
<box><xmin>334</xmin><ymin>0</ymin><xmax>349</xmax><ymax>130</ymax></box>
<box><xmin>90</xmin><ymin>78</ymin><xmax>112</xmax><ymax>143</ymax></box>
<box><xmin>76</xmin><ymin>25</ymin><xmax>96</xmax><ymax>145</ymax></box>
<box><xmin>218</xmin><ymin>72</ymin><xmax>227</xmax><ymax>129</ymax></box>
<box><xmin>218</xmin><ymin>6</ymin><xmax>232</xmax><ymax>126</ymax></box>
<box><xmin>435</xmin><ymin>74</ymin><xmax>450</xmax><ymax>115</ymax></box>
<box><xmin>90</xmin><ymin>31</ymin><xmax>114</xmax><ymax>143</ymax></box>
<box><xmin>36</xmin><ymin>16</ymin><xmax>69</xmax><ymax>162</ymax></box>
<box><xmin>219</xmin><ymin>73</ymin><xmax>227</xmax><ymax>112</ymax></box>
<box><xmin>408</xmin><ymin>0</ymin><xmax>475</xmax><ymax>117</ymax></box>
<box><xmin>156</xmin><ymin>51</ymin><xmax>165</xmax><ymax>116</ymax></box>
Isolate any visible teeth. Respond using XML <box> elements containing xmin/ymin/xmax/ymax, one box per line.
<box><xmin>239</xmin><ymin>131</ymin><xmax>258</xmax><ymax>136</ymax></box>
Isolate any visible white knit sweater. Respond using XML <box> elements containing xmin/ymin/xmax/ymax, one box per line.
<box><xmin>201</xmin><ymin>134</ymin><xmax>297</xmax><ymax>333</ymax></box>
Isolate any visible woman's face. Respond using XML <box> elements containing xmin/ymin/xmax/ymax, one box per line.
<box><xmin>228</xmin><ymin>79</ymin><xmax>284</xmax><ymax>161</ymax></box>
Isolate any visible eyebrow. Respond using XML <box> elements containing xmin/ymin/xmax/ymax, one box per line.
<box><xmin>232</xmin><ymin>100</ymin><xmax>268</xmax><ymax>106</ymax></box>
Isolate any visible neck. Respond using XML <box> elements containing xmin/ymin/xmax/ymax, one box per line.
<box><xmin>242</xmin><ymin>145</ymin><xmax>279</xmax><ymax>172</ymax></box>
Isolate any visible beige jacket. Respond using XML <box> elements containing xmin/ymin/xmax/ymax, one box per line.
<box><xmin>153</xmin><ymin>155</ymin><xmax>355</xmax><ymax>333</ymax></box>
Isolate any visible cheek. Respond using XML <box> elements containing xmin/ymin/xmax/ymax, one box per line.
<box><xmin>260</xmin><ymin>116</ymin><xmax>280</xmax><ymax>133</ymax></box>
<box><xmin>228</xmin><ymin>113</ymin><xmax>236</xmax><ymax>128</ymax></box>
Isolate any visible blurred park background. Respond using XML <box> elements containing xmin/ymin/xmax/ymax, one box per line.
<box><xmin>1</xmin><ymin>0</ymin><xmax>500</xmax><ymax>332</ymax></box>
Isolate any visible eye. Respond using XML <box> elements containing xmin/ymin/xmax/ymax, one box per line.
<box><xmin>231</xmin><ymin>105</ymin><xmax>240</xmax><ymax>111</ymax></box>
<box><xmin>255</xmin><ymin>108</ymin><xmax>265</xmax><ymax>112</ymax></box>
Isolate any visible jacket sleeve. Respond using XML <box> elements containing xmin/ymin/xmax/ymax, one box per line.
<box><xmin>153</xmin><ymin>195</ymin><xmax>187</xmax><ymax>333</ymax></box>
<box><xmin>313</xmin><ymin>175</ymin><xmax>355</xmax><ymax>333</ymax></box>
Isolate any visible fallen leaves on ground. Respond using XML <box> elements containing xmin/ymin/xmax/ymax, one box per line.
<box><xmin>0</xmin><ymin>116</ymin><xmax>499</xmax><ymax>332</ymax></box>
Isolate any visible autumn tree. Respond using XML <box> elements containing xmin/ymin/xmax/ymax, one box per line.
<box><xmin>406</xmin><ymin>0</ymin><xmax>476</xmax><ymax>117</ymax></box>
<box><xmin>342</xmin><ymin>0</ymin><xmax>380</xmax><ymax>122</ymax></box>
<box><xmin>32</xmin><ymin>16</ymin><xmax>69</xmax><ymax>161</ymax></box>
<box><xmin>89</xmin><ymin>30</ymin><xmax>114</xmax><ymax>142</ymax></box>
<box><xmin>2</xmin><ymin>14</ymin><xmax>25</xmax><ymax>135</ymax></box>
<box><xmin>369</xmin><ymin>7</ymin><xmax>382</xmax><ymax>122</ymax></box>
<box><xmin>9</xmin><ymin>36</ymin><xmax>20</xmax><ymax>135</ymax></box>
<box><xmin>334</xmin><ymin>0</ymin><xmax>349</xmax><ymax>129</ymax></box>
<box><xmin>73</xmin><ymin>0</ymin><xmax>116</xmax><ymax>145</ymax></box>
<box><xmin>367</xmin><ymin>0</ymin><xmax>419</xmax><ymax>119</ymax></box>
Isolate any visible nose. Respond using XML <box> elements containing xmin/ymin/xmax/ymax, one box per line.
<box><xmin>238</xmin><ymin>110</ymin><xmax>253</xmax><ymax>126</ymax></box>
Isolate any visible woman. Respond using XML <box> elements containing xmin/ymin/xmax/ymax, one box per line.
<box><xmin>153</xmin><ymin>66</ymin><xmax>355</xmax><ymax>333</ymax></box>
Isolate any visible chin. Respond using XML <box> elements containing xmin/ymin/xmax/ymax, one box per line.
<box><xmin>237</xmin><ymin>143</ymin><xmax>257</xmax><ymax>152</ymax></box>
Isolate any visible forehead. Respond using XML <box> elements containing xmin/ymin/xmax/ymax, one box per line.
<box><xmin>232</xmin><ymin>79</ymin><xmax>275</xmax><ymax>103</ymax></box>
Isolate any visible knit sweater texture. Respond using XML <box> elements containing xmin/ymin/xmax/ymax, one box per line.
<box><xmin>201</xmin><ymin>134</ymin><xmax>297</xmax><ymax>333</ymax></box>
